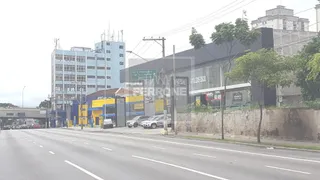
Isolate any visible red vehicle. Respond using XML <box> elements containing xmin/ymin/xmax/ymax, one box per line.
<box><xmin>32</xmin><ymin>124</ymin><xmax>41</xmax><ymax>129</ymax></box>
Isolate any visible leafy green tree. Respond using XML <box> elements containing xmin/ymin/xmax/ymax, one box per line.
<box><xmin>189</xmin><ymin>27</ymin><xmax>205</xmax><ymax>49</ymax></box>
<box><xmin>226</xmin><ymin>49</ymin><xmax>293</xmax><ymax>143</ymax></box>
<box><xmin>210</xmin><ymin>18</ymin><xmax>260</xmax><ymax>140</ymax></box>
<box><xmin>38</xmin><ymin>99</ymin><xmax>51</xmax><ymax>109</ymax></box>
<box><xmin>295</xmin><ymin>36</ymin><xmax>320</xmax><ymax>101</ymax></box>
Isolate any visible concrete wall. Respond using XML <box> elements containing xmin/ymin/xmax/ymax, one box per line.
<box><xmin>176</xmin><ymin>108</ymin><xmax>320</xmax><ymax>141</ymax></box>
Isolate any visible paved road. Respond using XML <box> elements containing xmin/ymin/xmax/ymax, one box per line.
<box><xmin>1</xmin><ymin>129</ymin><xmax>319</xmax><ymax>180</ymax></box>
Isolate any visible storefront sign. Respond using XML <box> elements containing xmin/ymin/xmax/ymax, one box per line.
<box><xmin>191</xmin><ymin>76</ymin><xmax>206</xmax><ymax>84</ymax></box>
<box><xmin>133</xmin><ymin>103</ymin><xmax>144</xmax><ymax>110</ymax></box>
<box><xmin>232</xmin><ymin>92</ymin><xmax>243</xmax><ymax>101</ymax></box>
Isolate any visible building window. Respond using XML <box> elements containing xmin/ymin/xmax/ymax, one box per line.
<box><xmin>55</xmin><ymin>54</ymin><xmax>63</xmax><ymax>60</ymax></box>
<box><xmin>64</xmin><ymin>55</ymin><xmax>75</xmax><ymax>61</ymax></box>
<box><xmin>119</xmin><ymin>45</ymin><xmax>124</xmax><ymax>49</ymax></box>
<box><xmin>97</xmin><ymin>57</ymin><xmax>104</xmax><ymax>60</ymax></box>
<box><xmin>97</xmin><ymin>85</ymin><xmax>105</xmax><ymax>88</ymax></box>
<box><xmin>87</xmin><ymin>56</ymin><xmax>95</xmax><ymax>60</ymax></box>
<box><xmin>63</xmin><ymin>74</ymin><xmax>75</xmax><ymax>81</ymax></box>
<box><xmin>119</xmin><ymin>54</ymin><xmax>124</xmax><ymax>57</ymax></box>
<box><xmin>55</xmin><ymin>74</ymin><xmax>63</xmax><ymax>81</ymax></box>
<box><xmin>87</xmin><ymin>66</ymin><xmax>95</xmax><ymax>69</ymax></box>
<box><xmin>64</xmin><ymin>65</ymin><xmax>75</xmax><ymax>72</ymax></box>
<box><xmin>87</xmin><ymin>85</ymin><xmax>96</xmax><ymax>88</ymax></box>
<box><xmin>107</xmin><ymin>85</ymin><xmax>111</xmax><ymax>88</ymax></box>
<box><xmin>87</xmin><ymin>75</ymin><xmax>95</xmax><ymax>78</ymax></box>
<box><xmin>107</xmin><ymin>42</ymin><xmax>110</xmax><ymax>45</ymax></box>
<box><xmin>77</xmin><ymin>85</ymin><xmax>86</xmax><ymax>92</ymax></box>
<box><xmin>55</xmin><ymin>84</ymin><xmax>63</xmax><ymax>91</ymax></box>
<box><xmin>55</xmin><ymin>64</ymin><xmax>63</xmax><ymax>71</ymax></box>
<box><xmin>106</xmin><ymin>50</ymin><xmax>111</xmax><ymax>53</ymax></box>
<box><xmin>107</xmin><ymin>76</ymin><xmax>111</xmax><ymax>79</ymax></box>
<box><xmin>97</xmin><ymin>76</ymin><xmax>105</xmax><ymax>79</ymax></box>
<box><xmin>107</xmin><ymin>67</ymin><xmax>111</xmax><ymax>70</ymax></box>
<box><xmin>283</xmin><ymin>19</ymin><xmax>287</xmax><ymax>30</ymax></box>
<box><xmin>6</xmin><ymin>113</ymin><xmax>14</xmax><ymax>116</ymax></box>
<box><xmin>293</xmin><ymin>22</ymin><xmax>297</xmax><ymax>31</ymax></box>
<box><xmin>77</xmin><ymin>56</ymin><xmax>85</xmax><ymax>62</ymax></box>
<box><xmin>77</xmin><ymin>65</ymin><xmax>85</xmax><ymax>72</ymax></box>
<box><xmin>77</xmin><ymin>75</ymin><xmax>86</xmax><ymax>82</ymax></box>
<box><xmin>97</xmin><ymin>67</ymin><xmax>105</xmax><ymax>70</ymax></box>
<box><xmin>119</xmin><ymin>62</ymin><xmax>124</xmax><ymax>65</ymax></box>
<box><xmin>301</xmin><ymin>23</ymin><xmax>305</xmax><ymax>31</ymax></box>
<box><xmin>64</xmin><ymin>84</ymin><xmax>76</xmax><ymax>92</ymax></box>
<box><xmin>107</xmin><ymin>58</ymin><xmax>111</xmax><ymax>61</ymax></box>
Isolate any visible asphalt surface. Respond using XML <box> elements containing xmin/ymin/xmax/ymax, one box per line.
<box><xmin>1</xmin><ymin>129</ymin><xmax>320</xmax><ymax>180</ymax></box>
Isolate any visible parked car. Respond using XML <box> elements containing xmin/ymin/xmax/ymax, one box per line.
<box><xmin>103</xmin><ymin>119</ymin><xmax>113</xmax><ymax>129</ymax></box>
<box><xmin>127</xmin><ymin>116</ymin><xmax>149</xmax><ymax>128</ymax></box>
<box><xmin>141</xmin><ymin>115</ymin><xmax>160</xmax><ymax>128</ymax></box>
<box><xmin>142</xmin><ymin>114</ymin><xmax>171</xmax><ymax>129</ymax></box>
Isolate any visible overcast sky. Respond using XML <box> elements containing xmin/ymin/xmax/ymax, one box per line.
<box><xmin>0</xmin><ymin>0</ymin><xmax>317</xmax><ymax>107</ymax></box>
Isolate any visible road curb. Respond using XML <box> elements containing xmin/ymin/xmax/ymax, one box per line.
<box><xmin>166</xmin><ymin>135</ymin><xmax>320</xmax><ymax>153</ymax></box>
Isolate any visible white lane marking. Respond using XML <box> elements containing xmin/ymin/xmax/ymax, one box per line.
<box><xmin>64</xmin><ymin>160</ymin><xmax>104</xmax><ymax>180</ymax></box>
<box><xmin>84</xmin><ymin>142</ymin><xmax>89</xmax><ymax>145</ymax></box>
<box><xmin>104</xmin><ymin>134</ymin><xmax>320</xmax><ymax>164</ymax></box>
<box><xmin>39</xmin><ymin>145</ymin><xmax>43</xmax><ymax>148</ymax></box>
<box><xmin>102</xmin><ymin>147</ymin><xmax>112</xmax><ymax>151</ymax></box>
<box><xmin>193</xmin><ymin>153</ymin><xmax>216</xmax><ymax>158</ymax></box>
<box><xmin>152</xmin><ymin>146</ymin><xmax>166</xmax><ymax>150</ymax></box>
<box><xmin>49</xmin><ymin>151</ymin><xmax>55</xmax><ymax>155</ymax></box>
<box><xmin>265</xmin><ymin>165</ymin><xmax>311</xmax><ymax>175</ymax></box>
<box><xmin>132</xmin><ymin>155</ymin><xmax>229</xmax><ymax>180</ymax></box>
<box><xmin>33</xmin><ymin>142</ymin><xmax>36</xmax><ymax>144</ymax></box>
<box><xmin>57</xmin><ymin>130</ymin><xmax>320</xmax><ymax>164</ymax></box>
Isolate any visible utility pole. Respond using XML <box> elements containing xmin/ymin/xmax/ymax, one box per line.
<box><xmin>143</xmin><ymin>37</ymin><xmax>168</xmax><ymax>134</ymax></box>
<box><xmin>142</xmin><ymin>37</ymin><xmax>166</xmax><ymax>58</ymax></box>
<box><xmin>80</xmin><ymin>81</ymin><xmax>84</xmax><ymax>130</ymax></box>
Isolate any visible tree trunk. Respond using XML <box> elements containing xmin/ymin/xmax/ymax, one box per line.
<box><xmin>221</xmin><ymin>78</ymin><xmax>227</xmax><ymax>140</ymax></box>
<box><xmin>257</xmin><ymin>103</ymin><xmax>263</xmax><ymax>143</ymax></box>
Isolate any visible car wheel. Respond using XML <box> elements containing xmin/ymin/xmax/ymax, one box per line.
<box><xmin>133</xmin><ymin>123</ymin><xmax>138</xmax><ymax>128</ymax></box>
<box><xmin>128</xmin><ymin>126</ymin><xmax>132</xmax><ymax>128</ymax></box>
<box><xmin>151</xmin><ymin>123</ymin><xmax>157</xmax><ymax>129</ymax></box>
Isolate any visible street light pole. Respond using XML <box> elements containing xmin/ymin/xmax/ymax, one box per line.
<box><xmin>22</xmin><ymin>86</ymin><xmax>26</xmax><ymax>108</ymax></box>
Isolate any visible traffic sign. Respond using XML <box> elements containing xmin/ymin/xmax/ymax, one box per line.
<box><xmin>131</xmin><ymin>70</ymin><xmax>156</xmax><ymax>80</ymax></box>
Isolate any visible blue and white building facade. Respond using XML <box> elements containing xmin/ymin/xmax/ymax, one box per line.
<box><xmin>51</xmin><ymin>40</ymin><xmax>125</xmax><ymax>110</ymax></box>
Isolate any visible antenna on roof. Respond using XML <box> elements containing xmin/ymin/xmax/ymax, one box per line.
<box><xmin>54</xmin><ymin>38</ymin><xmax>60</xmax><ymax>49</ymax></box>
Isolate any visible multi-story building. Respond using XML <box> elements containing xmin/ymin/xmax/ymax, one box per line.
<box><xmin>252</xmin><ymin>5</ymin><xmax>310</xmax><ymax>31</ymax></box>
<box><xmin>252</xmin><ymin>5</ymin><xmax>319</xmax><ymax>106</ymax></box>
<box><xmin>51</xmin><ymin>38</ymin><xmax>125</xmax><ymax>111</ymax></box>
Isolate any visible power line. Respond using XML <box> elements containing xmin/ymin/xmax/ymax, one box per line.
<box><xmin>157</xmin><ymin>0</ymin><xmax>259</xmax><ymax>37</ymax></box>
<box><xmin>153</xmin><ymin>0</ymin><xmax>243</xmax><ymax>36</ymax></box>
<box><xmin>140</xmin><ymin>41</ymin><xmax>156</xmax><ymax>57</ymax></box>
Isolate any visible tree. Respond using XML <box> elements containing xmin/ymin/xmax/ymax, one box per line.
<box><xmin>226</xmin><ymin>49</ymin><xmax>293</xmax><ymax>143</ymax></box>
<box><xmin>189</xmin><ymin>27</ymin><xmax>205</xmax><ymax>49</ymax></box>
<box><xmin>210</xmin><ymin>18</ymin><xmax>260</xmax><ymax>140</ymax></box>
<box><xmin>0</xmin><ymin>103</ymin><xmax>18</xmax><ymax>108</ymax></box>
<box><xmin>295</xmin><ymin>36</ymin><xmax>320</xmax><ymax>101</ymax></box>
<box><xmin>307</xmin><ymin>53</ymin><xmax>320</xmax><ymax>81</ymax></box>
<box><xmin>38</xmin><ymin>99</ymin><xmax>51</xmax><ymax>109</ymax></box>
